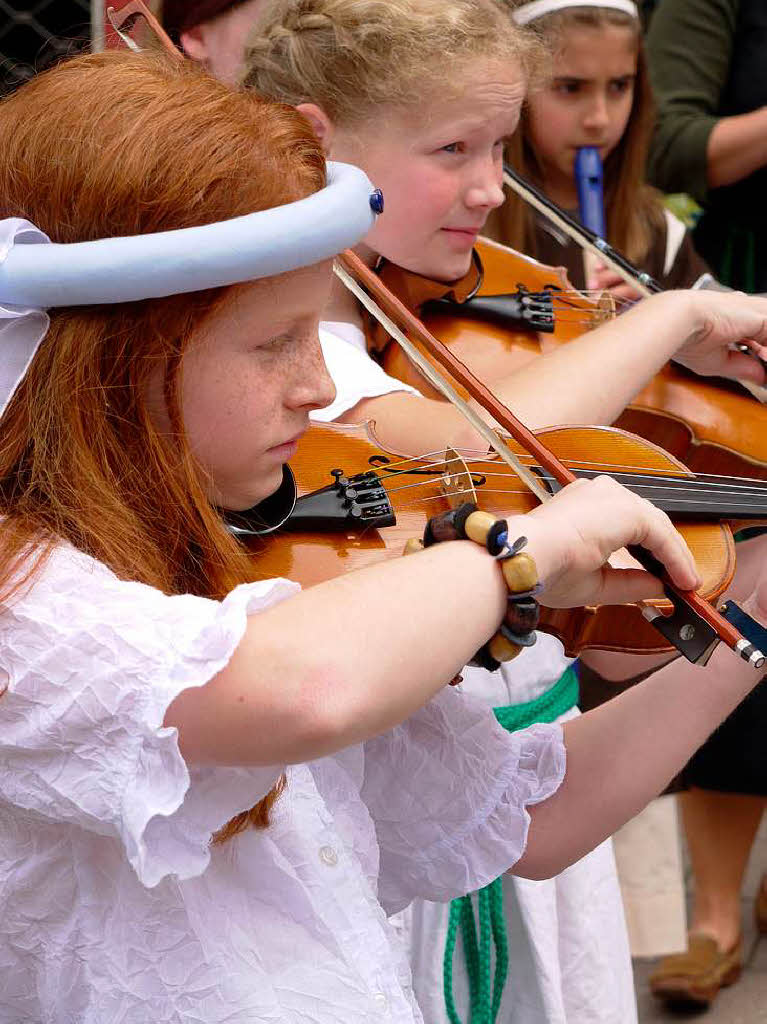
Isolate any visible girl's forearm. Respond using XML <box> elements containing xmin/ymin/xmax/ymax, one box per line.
<box><xmin>707</xmin><ymin>108</ymin><xmax>767</xmax><ymax>189</ymax></box>
<box><xmin>167</xmin><ymin>539</ymin><xmax>508</xmax><ymax>765</ymax></box>
<box><xmin>515</xmin><ymin>639</ymin><xmax>762</xmax><ymax>879</ymax></box>
<box><xmin>492</xmin><ymin>292</ymin><xmax>698</xmax><ymax>429</ymax></box>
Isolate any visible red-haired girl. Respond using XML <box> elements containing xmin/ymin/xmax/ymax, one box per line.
<box><xmin>1</xmin><ymin>44</ymin><xmax>767</xmax><ymax>1024</ymax></box>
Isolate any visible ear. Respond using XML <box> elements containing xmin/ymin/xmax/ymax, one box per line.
<box><xmin>179</xmin><ymin>26</ymin><xmax>210</xmax><ymax>64</ymax></box>
<box><xmin>295</xmin><ymin>103</ymin><xmax>335</xmax><ymax>153</ymax></box>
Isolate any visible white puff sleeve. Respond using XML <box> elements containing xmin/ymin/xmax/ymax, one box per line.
<box><xmin>360</xmin><ymin>687</ymin><xmax>566</xmax><ymax>915</ymax></box>
<box><xmin>0</xmin><ymin>545</ymin><xmax>296</xmax><ymax>887</ymax></box>
<box><xmin>311</xmin><ymin>323</ymin><xmax>420</xmax><ymax>422</ymax></box>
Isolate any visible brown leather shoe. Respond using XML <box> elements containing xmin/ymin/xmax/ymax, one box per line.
<box><xmin>755</xmin><ymin>874</ymin><xmax>767</xmax><ymax>935</ymax></box>
<box><xmin>649</xmin><ymin>933</ymin><xmax>742</xmax><ymax>1008</ymax></box>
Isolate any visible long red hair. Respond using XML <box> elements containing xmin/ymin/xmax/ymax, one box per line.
<box><xmin>0</xmin><ymin>50</ymin><xmax>326</xmax><ymax>835</ymax></box>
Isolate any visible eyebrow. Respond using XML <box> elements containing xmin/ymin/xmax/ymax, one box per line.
<box><xmin>552</xmin><ymin>73</ymin><xmax>636</xmax><ymax>83</ymax></box>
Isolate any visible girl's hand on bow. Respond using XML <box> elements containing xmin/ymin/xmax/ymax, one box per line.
<box><xmin>513</xmin><ymin>475</ymin><xmax>700</xmax><ymax>609</ymax></box>
<box><xmin>671</xmin><ymin>289</ymin><xmax>767</xmax><ymax>384</ymax></box>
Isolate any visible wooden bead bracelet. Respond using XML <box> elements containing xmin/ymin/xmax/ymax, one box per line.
<box><xmin>404</xmin><ymin>502</ymin><xmax>540</xmax><ymax>671</ymax></box>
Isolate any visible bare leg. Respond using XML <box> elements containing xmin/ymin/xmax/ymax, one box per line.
<box><xmin>683</xmin><ymin>787</ymin><xmax>767</xmax><ymax>949</ymax></box>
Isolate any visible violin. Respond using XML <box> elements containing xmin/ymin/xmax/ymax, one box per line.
<box><xmin>251</xmin><ymin>251</ymin><xmax>767</xmax><ymax>669</ymax></box>
<box><xmin>377</xmin><ymin>236</ymin><xmax>767</xmax><ymax>484</ymax></box>
<box><xmin>379</xmin><ymin>237</ymin><xmax>609</xmax><ymax>399</ymax></box>
<box><xmin>504</xmin><ymin>166</ymin><xmax>767</xmax><ymax>481</ymax></box>
<box><xmin>248</xmin><ymin>417</ymin><xmax>753</xmax><ymax>658</ymax></box>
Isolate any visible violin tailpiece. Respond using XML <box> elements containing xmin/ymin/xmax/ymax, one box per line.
<box><xmin>424</xmin><ymin>289</ymin><xmax>556</xmax><ymax>334</ymax></box>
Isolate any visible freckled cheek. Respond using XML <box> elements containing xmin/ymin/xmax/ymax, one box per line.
<box><xmin>186</xmin><ymin>379</ymin><xmax>269</xmax><ymax>460</ymax></box>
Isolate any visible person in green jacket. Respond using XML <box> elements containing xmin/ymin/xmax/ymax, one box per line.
<box><xmin>646</xmin><ymin>0</ymin><xmax>767</xmax><ymax>1009</ymax></box>
<box><xmin>647</xmin><ymin>0</ymin><xmax>767</xmax><ymax>292</ymax></box>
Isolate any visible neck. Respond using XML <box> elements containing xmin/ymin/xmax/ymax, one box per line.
<box><xmin>323</xmin><ymin>270</ymin><xmax>366</xmax><ymax>328</ymax></box>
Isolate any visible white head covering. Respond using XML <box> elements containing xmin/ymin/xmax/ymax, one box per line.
<box><xmin>0</xmin><ymin>161</ymin><xmax>379</xmax><ymax>419</ymax></box>
<box><xmin>512</xmin><ymin>0</ymin><xmax>638</xmax><ymax>25</ymax></box>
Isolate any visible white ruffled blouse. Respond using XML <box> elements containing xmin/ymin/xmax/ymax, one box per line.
<box><xmin>0</xmin><ymin>543</ymin><xmax>566</xmax><ymax>1023</ymax></box>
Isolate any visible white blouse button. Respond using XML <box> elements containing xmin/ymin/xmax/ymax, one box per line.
<box><xmin>372</xmin><ymin>991</ymin><xmax>389</xmax><ymax>1012</ymax></box>
<box><xmin>319</xmin><ymin>844</ymin><xmax>338</xmax><ymax>867</ymax></box>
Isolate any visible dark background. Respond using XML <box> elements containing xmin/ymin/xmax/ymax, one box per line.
<box><xmin>1</xmin><ymin>0</ymin><xmax>92</xmax><ymax>94</ymax></box>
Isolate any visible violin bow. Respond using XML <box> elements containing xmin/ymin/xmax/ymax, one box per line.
<box><xmin>503</xmin><ymin>164</ymin><xmax>659</xmax><ymax>299</ymax></box>
<box><xmin>504</xmin><ymin>163</ymin><xmax>767</xmax><ymax>403</ymax></box>
<box><xmin>337</xmin><ymin>249</ymin><xmax>766</xmax><ymax>669</ymax></box>
<box><xmin>104</xmin><ymin>5</ymin><xmax>766</xmax><ymax>668</ymax></box>
<box><xmin>106</xmin><ymin>1</ymin><xmax>184</xmax><ymax>61</ymax></box>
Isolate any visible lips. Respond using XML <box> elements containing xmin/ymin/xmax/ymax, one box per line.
<box><xmin>443</xmin><ymin>225</ymin><xmax>483</xmax><ymax>234</ymax></box>
<box><xmin>267</xmin><ymin>427</ymin><xmax>306</xmax><ymax>454</ymax></box>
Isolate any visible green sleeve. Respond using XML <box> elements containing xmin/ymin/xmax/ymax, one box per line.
<box><xmin>646</xmin><ymin>0</ymin><xmax>739</xmax><ymax>203</ymax></box>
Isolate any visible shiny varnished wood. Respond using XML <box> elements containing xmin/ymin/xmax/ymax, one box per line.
<box><xmin>379</xmin><ymin>236</ymin><xmax>767</xmax><ymax>494</ymax></box>
<box><xmin>250</xmin><ymin>420</ymin><xmax>737</xmax><ymax>658</ymax></box>
<box><xmin>383</xmin><ymin>238</ymin><xmax>609</xmax><ymax>399</ymax></box>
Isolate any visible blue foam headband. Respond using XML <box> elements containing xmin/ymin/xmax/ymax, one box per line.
<box><xmin>0</xmin><ymin>161</ymin><xmax>380</xmax><ymax>307</ymax></box>
<box><xmin>0</xmin><ymin>160</ymin><xmax>381</xmax><ymax>418</ymax></box>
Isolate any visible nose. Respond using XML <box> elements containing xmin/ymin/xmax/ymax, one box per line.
<box><xmin>583</xmin><ymin>91</ymin><xmax>610</xmax><ymax>132</ymax></box>
<box><xmin>464</xmin><ymin>154</ymin><xmax>505</xmax><ymax>213</ymax></box>
<box><xmin>287</xmin><ymin>332</ymin><xmax>337</xmax><ymax>412</ymax></box>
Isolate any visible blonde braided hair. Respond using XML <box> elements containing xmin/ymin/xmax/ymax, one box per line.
<box><xmin>243</xmin><ymin>0</ymin><xmax>545</xmax><ymax>127</ymax></box>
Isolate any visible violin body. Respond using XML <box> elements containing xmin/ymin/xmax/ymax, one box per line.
<box><xmin>618</xmin><ymin>368</ymin><xmax>767</xmax><ymax>481</ymax></box>
<box><xmin>380</xmin><ymin>238</ymin><xmax>767</xmax><ymax>483</ymax></box>
<box><xmin>252</xmin><ymin>419</ymin><xmax>738</xmax><ymax>658</ymax></box>
<box><xmin>382</xmin><ymin>238</ymin><xmax>610</xmax><ymax>400</ymax></box>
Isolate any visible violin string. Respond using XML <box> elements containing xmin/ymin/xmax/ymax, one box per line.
<box><xmin>411</xmin><ymin>446</ymin><xmax>767</xmax><ymax>489</ymax></box>
<box><xmin>382</xmin><ymin>476</ymin><xmax>767</xmax><ymax>512</ymax></box>
<box><xmin>378</xmin><ymin>447</ymin><xmax>767</xmax><ymax>491</ymax></box>
<box><xmin>377</xmin><ymin>456</ymin><xmax>767</xmax><ymax>505</ymax></box>
<box><xmin>453</xmin><ymin>466</ymin><xmax>767</xmax><ymax>496</ymax></box>
<box><xmin>390</xmin><ymin>482</ymin><xmax>767</xmax><ymax>515</ymax></box>
<box><xmin>336</xmin><ymin>433</ymin><xmax>767</xmax><ymax>503</ymax></box>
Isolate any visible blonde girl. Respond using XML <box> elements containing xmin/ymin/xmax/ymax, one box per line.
<box><xmin>485</xmin><ymin>0</ymin><xmax>708</xmax><ymax>302</ymax></box>
<box><xmin>242</xmin><ymin>1</ymin><xmax>767</xmax><ymax>1020</ymax></box>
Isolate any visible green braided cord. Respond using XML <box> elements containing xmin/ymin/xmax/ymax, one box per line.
<box><xmin>460</xmin><ymin>896</ymin><xmax>481</xmax><ymax>1018</ymax></box>
<box><xmin>493</xmin><ymin>665</ymin><xmax>579</xmax><ymax>734</ymax></box>
<box><xmin>489</xmin><ymin>879</ymin><xmax>508</xmax><ymax>1021</ymax></box>
<box><xmin>442</xmin><ymin>665</ymin><xmax>579</xmax><ymax>1023</ymax></box>
<box><xmin>477</xmin><ymin>888</ymin><xmax>492</xmax><ymax>1022</ymax></box>
<box><xmin>444</xmin><ymin>900</ymin><xmax>464</xmax><ymax>1024</ymax></box>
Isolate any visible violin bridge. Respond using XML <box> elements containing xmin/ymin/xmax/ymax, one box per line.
<box><xmin>439</xmin><ymin>448</ymin><xmax>477</xmax><ymax>509</ymax></box>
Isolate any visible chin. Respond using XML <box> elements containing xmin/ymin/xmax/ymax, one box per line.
<box><xmin>219</xmin><ymin>467</ymin><xmax>284</xmax><ymax>512</ymax></box>
<box><xmin>407</xmin><ymin>247</ymin><xmax>471</xmax><ymax>285</ymax></box>
<box><xmin>435</xmin><ymin>252</ymin><xmax>474</xmax><ymax>282</ymax></box>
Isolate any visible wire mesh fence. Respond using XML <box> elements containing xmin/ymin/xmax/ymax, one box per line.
<box><xmin>0</xmin><ymin>0</ymin><xmax>93</xmax><ymax>95</ymax></box>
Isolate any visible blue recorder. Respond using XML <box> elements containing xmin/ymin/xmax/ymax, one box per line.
<box><xmin>574</xmin><ymin>146</ymin><xmax>606</xmax><ymax>238</ymax></box>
